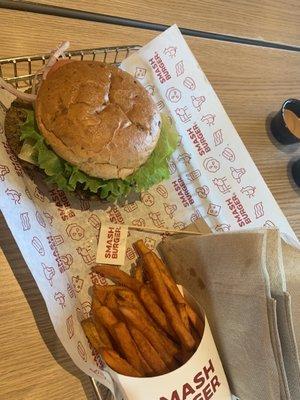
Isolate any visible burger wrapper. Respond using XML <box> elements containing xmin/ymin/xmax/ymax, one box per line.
<box><xmin>0</xmin><ymin>25</ymin><xmax>298</xmax><ymax>398</ymax></box>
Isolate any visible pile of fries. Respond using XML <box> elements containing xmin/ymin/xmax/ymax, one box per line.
<box><xmin>81</xmin><ymin>239</ymin><xmax>204</xmax><ymax>377</ymax></box>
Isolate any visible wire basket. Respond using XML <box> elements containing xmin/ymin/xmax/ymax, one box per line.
<box><xmin>0</xmin><ymin>45</ymin><xmax>141</xmax><ymax>89</ymax></box>
<box><xmin>0</xmin><ymin>44</ymin><xmax>140</xmax><ymax>400</ymax></box>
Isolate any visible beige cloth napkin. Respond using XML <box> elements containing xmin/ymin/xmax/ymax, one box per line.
<box><xmin>159</xmin><ymin>230</ymin><xmax>300</xmax><ymax>400</ymax></box>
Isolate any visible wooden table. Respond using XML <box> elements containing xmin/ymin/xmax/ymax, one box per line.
<box><xmin>0</xmin><ymin>1</ymin><xmax>300</xmax><ymax>399</ymax></box>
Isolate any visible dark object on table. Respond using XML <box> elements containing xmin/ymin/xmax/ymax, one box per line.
<box><xmin>270</xmin><ymin>98</ymin><xmax>300</xmax><ymax>144</ymax></box>
<box><xmin>292</xmin><ymin>159</ymin><xmax>300</xmax><ymax>187</ymax></box>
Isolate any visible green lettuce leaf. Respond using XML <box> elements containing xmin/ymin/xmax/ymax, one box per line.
<box><xmin>19</xmin><ymin>111</ymin><xmax>179</xmax><ymax>201</ymax></box>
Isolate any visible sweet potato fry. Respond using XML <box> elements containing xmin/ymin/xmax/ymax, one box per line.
<box><xmin>129</xmin><ymin>327</ymin><xmax>168</xmax><ymax>375</ymax></box>
<box><xmin>134</xmin><ymin>259</ymin><xmax>144</xmax><ymax>283</ymax></box>
<box><xmin>159</xmin><ymin>269</ymin><xmax>204</xmax><ymax>335</ymax></box>
<box><xmin>93</xmin><ymin>265</ymin><xmax>141</xmax><ymax>292</ymax></box>
<box><xmin>95</xmin><ymin>305</ymin><xmax>118</xmax><ymax>329</ymax></box>
<box><xmin>81</xmin><ymin>318</ymin><xmax>101</xmax><ymax>352</ymax></box>
<box><xmin>143</xmin><ymin>252</ymin><xmax>195</xmax><ymax>350</ymax></box>
<box><xmin>133</xmin><ymin>239</ymin><xmax>150</xmax><ymax>257</ymax></box>
<box><xmin>139</xmin><ymin>286</ymin><xmax>174</xmax><ymax>337</ymax></box>
<box><xmin>113</xmin><ymin>322</ymin><xmax>146</xmax><ymax>375</ymax></box>
<box><xmin>120</xmin><ymin>306</ymin><xmax>177</xmax><ymax>369</ymax></box>
<box><xmin>177</xmin><ymin>303</ymin><xmax>190</xmax><ymax>331</ymax></box>
<box><xmin>105</xmin><ymin>292</ymin><xmax>123</xmax><ymax>320</ymax></box>
<box><xmin>93</xmin><ymin>284</ymin><xmax>131</xmax><ymax>304</ymax></box>
<box><xmin>186</xmin><ymin>304</ymin><xmax>205</xmax><ymax>336</ymax></box>
<box><xmin>101</xmin><ymin>348</ymin><xmax>142</xmax><ymax>377</ymax></box>
<box><xmin>93</xmin><ymin>316</ymin><xmax>113</xmax><ymax>349</ymax></box>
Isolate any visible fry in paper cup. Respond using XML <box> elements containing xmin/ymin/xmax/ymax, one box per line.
<box><xmin>81</xmin><ymin>240</ymin><xmax>231</xmax><ymax>399</ymax></box>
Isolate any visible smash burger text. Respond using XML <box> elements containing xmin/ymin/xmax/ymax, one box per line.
<box><xmin>159</xmin><ymin>359</ymin><xmax>221</xmax><ymax>400</ymax></box>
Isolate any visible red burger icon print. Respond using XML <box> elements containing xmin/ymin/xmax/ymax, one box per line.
<box><xmin>183</xmin><ymin>76</ymin><xmax>196</xmax><ymax>90</ymax></box>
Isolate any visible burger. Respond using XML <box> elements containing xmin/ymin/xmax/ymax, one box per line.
<box><xmin>4</xmin><ymin>59</ymin><xmax>178</xmax><ymax>201</ymax></box>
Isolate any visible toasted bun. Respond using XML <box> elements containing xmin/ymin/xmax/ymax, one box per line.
<box><xmin>35</xmin><ymin>61</ymin><xmax>161</xmax><ymax>179</ymax></box>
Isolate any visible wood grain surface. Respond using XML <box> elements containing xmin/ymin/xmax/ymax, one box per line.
<box><xmin>0</xmin><ymin>213</ymin><xmax>98</xmax><ymax>400</ymax></box>
<box><xmin>37</xmin><ymin>0</ymin><xmax>300</xmax><ymax>47</ymax></box>
<box><xmin>0</xmin><ymin>6</ymin><xmax>300</xmax><ymax>400</ymax></box>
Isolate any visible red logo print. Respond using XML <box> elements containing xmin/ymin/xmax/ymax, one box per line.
<box><xmin>43</xmin><ymin>211</ymin><xmax>54</xmax><ymax>226</ymax></box>
<box><xmin>183</xmin><ymin>76</ymin><xmax>196</xmax><ymax>90</ymax></box>
<box><xmin>186</xmin><ymin>169</ymin><xmax>201</xmax><ymax>181</ymax></box>
<box><xmin>175</xmin><ymin>60</ymin><xmax>184</xmax><ymax>76</ymax></box>
<box><xmin>77</xmin><ymin>246</ymin><xmax>96</xmax><ymax>266</ymax></box>
<box><xmin>81</xmin><ymin>301</ymin><xmax>92</xmax><ymax>319</ymax></box>
<box><xmin>79</xmin><ymin>199</ymin><xmax>90</xmax><ymax>211</ymax></box>
<box><xmin>67</xmin><ymin>282</ymin><xmax>76</xmax><ymax>298</ymax></box>
<box><xmin>141</xmin><ymin>192</ymin><xmax>155</xmax><ymax>207</ymax></box>
<box><xmin>156</xmin><ymin>100</ymin><xmax>165</xmax><ymax>111</ymax></box>
<box><xmin>145</xmin><ymin>84</ymin><xmax>155</xmax><ymax>96</ymax></box>
<box><xmin>177</xmin><ymin>153</ymin><xmax>191</xmax><ymax>166</ymax></box>
<box><xmin>196</xmin><ymin>185</ymin><xmax>209</xmax><ymax>199</ymax></box>
<box><xmin>66</xmin><ymin>315</ymin><xmax>74</xmax><ymax>339</ymax></box>
<box><xmin>213</xmin><ymin>129</ymin><xmax>223</xmax><ymax>146</ymax></box>
<box><xmin>51</xmin><ymin>234</ymin><xmax>64</xmax><ymax>246</ymax></box>
<box><xmin>215</xmin><ymin>223</ymin><xmax>231</xmax><ymax>232</ymax></box>
<box><xmin>66</xmin><ymin>223</ymin><xmax>85</xmax><ymax>241</ymax></box>
<box><xmin>166</xmin><ymin>87</ymin><xmax>181</xmax><ymax>103</ymax></box>
<box><xmin>0</xmin><ymin>164</ymin><xmax>9</xmax><ymax>181</ymax></box>
<box><xmin>132</xmin><ymin>218</ymin><xmax>146</xmax><ymax>227</ymax></box>
<box><xmin>88</xmin><ymin>214</ymin><xmax>101</xmax><ymax>230</ymax></box>
<box><xmin>254</xmin><ymin>202</ymin><xmax>264</xmax><ymax>219</ymax></box>
<box><xmin>168</xmin><ymin>160</ymin><xmax>177</xmax><ymax>175</ymax></box>
<box><xmin>126</xmin><ymin>247</ymin><xmax>136</xmax><ymax>260</ymax></box>
<box><xmin>173</xmin><ymin>221</ymin><xmax>186</xmax><ymax>230</ymax></box>
<box><xmin>35</xmin><ymin>211</ymin><xmax>46</xmax><ymax>228</ymax></box>
<box><xmin>222</xmin><ymin>147</ymin><xmax>235</xmax><ymax>162</ymax></box>
<box><xmin>25</xmin><ymin>187</ymin><xmax>32</xmax><ymax>200</ymax></box>
<box><xmin>144</xmin><ymin>237</ymin><xmax>156</xmax><ymax>250</ymax></box>
<box><xmin>58</xmin><ymin>254</ymin><xmax>73</xmax><ymax>272</ymax></box>
<box><xmin>123</xmin><ymin>202</ymin><xmax>138</xmax><ymax>213</ymax></box>
<box><xmin>241</xmin><ymin>186</ymin><xmax>256</xmax><ymax>198</ymax></box>
<box><xmin>201</xmin><ymin>114</ymin><xmax>216</xmax><ymax>126</ymax></box>
<box><xmin>5</xmin><ymin>188</ymin><xmax>21</xmax><ymax>204</ymax></box>
<box><xmin>77</xmin><ymin>341</ymin><xmax>87</xmax><ymax>362</ymax></box>
<box><xmin>20</xmin><ymin>212</ymin><xmax>31</xmax><ymax>231</ymax></box>
<box><xmin>191</xmin><ymin>95</ymin><xmax>206</xmax><ymax>111</ymax></box>
<box><xmin>163</xmin><ymin>46</ymin><xmax>177</xmax><ymax>58</ymax></box>
<box><xmin>212</xmin><ymin>177</ymin><xmax>231</xmax><ymax>195</ymax></box>
<box><xmin>207</xmin><ymin>203</ymin><xmax>221</xmax><ymax>217</ymax></box>
<box><xmin>72</xmin><ymin>275</ymin><xmax>84</xmax><ymax>293</ymax></box>
<box><xmin>42</xmin><ymin>263</ymin><xmax>55</xmax><ymax>286</ymax></box>
<box><xmin>263</xmin><ymin>220</ymin><xmax>275</xmax><ymax>228</ymax></box>
<box><xmin>190</xmin><ymin>209</ymin><xmax>202</xmax><ymax>224</ymax></box>
<box><xmin>32</xmin><ymin>236</ymin><xmax>45</xmax><ymax>256</ymax></box>
<box><xmin>148</xmin><ymin>212</ymin><xmax>164</xmax><ymax>228</ymax></box>
<box><xmin>203</xmin><ymin>157</ymin><xmax>220</xmax><ymax>173</ymax></box>
<box><xmin>54</xmin><ymin>291</ymin><xmax>66</xmax><ymax>309</ymax></box>
<box><xmin>175</xmin><ymin>107</ymin><xmax>191</xmax><ymax>123</ymax></box>
<box><xmin>164</xmin><ymin>203</ymin><xmax>177</xmax><ymax>219</ymax></box>
<box><xmin>34</xmin><ymin>187</ymin><xmax>45</xmax><ymax>202</ymax></box>
<box><xmin>155</xmin><ymin>185</ymin><xmax>168</xmax><ymax>198</ymax></box>
<box><xmin>134</xmin><ymin>67</ymin><xmax>147</xmax><ymax>79</ymax></box>
<box><xmin>230</xmin><ymin>167</ymin><xmax>246</xmax><ymax>184</ymax></box>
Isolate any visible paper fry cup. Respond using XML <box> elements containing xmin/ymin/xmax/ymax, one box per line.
<box><xmin>108</xmin><ymin>287</ymin><xmax>231</xmax><ymax>400</ymax></box>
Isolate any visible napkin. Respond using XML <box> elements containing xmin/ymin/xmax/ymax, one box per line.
<box><xmin>159</xmin><ymin>230</ymin><xmax>300</xmax><ymax>400</ymax></box>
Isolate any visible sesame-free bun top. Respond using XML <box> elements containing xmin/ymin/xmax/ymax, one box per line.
<box><xmin>35</xmin><ymin>60</ymin><xmax>161</xmax><ymax>179</ymax></box>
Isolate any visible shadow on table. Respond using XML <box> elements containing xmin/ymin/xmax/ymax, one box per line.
<box><xmin>0</xmin><ymin>213</ymin><xmax>98</xmax><ymax>400</ymax></box>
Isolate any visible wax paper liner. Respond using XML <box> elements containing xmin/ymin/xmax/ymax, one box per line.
<box><xmin>0</xmin><ymin>25</ymin><xmax>297</xmax><ymax>398</ymax></box>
